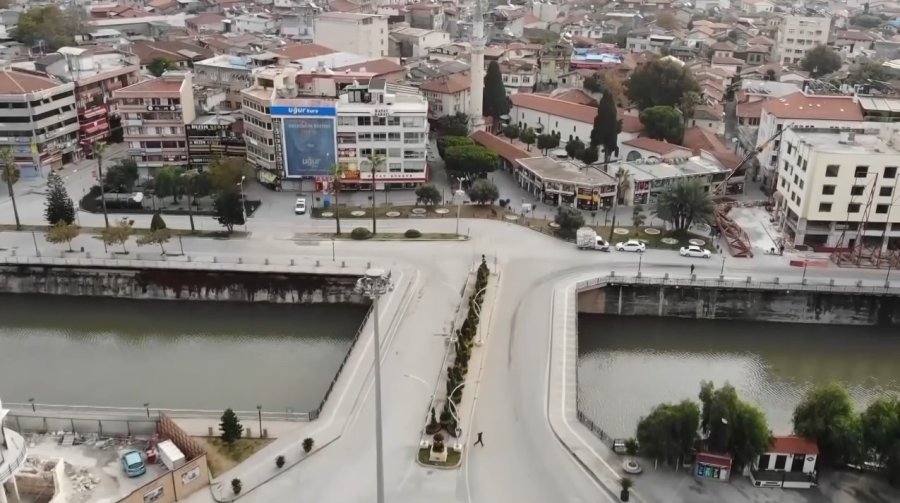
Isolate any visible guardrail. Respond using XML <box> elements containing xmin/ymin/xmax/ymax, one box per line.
<box><xmin>309</xmin><ymin>303</ymin><xmax>374</xmax><ymax>421</ymax></box>
<box><xmin>0</xmin><ymin>429</ymin><xmax>26</xmax><ymax>482</ymax></box>
<box><xmin>575</xmin><ymin>273</ymin><xmax>900</xmax><ymax>296</ymax></box>
<box><xmin>576</xmin><ymin>410</ymin><xmax>615</xmax><ymax>450</ymax></box>
<box><xmin>5</xmin><ymin>403</ymin><xmax>310</xmax><ymax>422</ymax></box>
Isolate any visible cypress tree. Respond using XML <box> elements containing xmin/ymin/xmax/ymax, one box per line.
<box><xmin>44</xmin><ymin>171</ymin><xmax>75</xmax><ymax>225</ymax></box>
<box><xmin>483</xmin><ymin>61</ymin><xmax>510</xmax><ymax>121</ymax></box>
<box><xmin>590</xmin><ymin>91</ymin><xmax>621</xmax><ymax>164</ymax></box>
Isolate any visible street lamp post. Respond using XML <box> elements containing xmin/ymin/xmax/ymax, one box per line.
<box><xmin>256</xmin><ymin>405</ymin><xmax>263</xmax><ymax>438</ymax></box>
<box><xmin>355</xmin><ymin>269</ymin><xmax>392</xmax><ymax>503</ymax></box>
<box><xmin>144</xmin><ymin>402</ymin><xmax>150</xmax><ymax>418</ymax></box>
<box><xmin>886</xmin><ymin>262</ymin><xmax>893</xmax><ymax>288</ymax></box>
<box><xmin>720</xmin><ymin>256</ymin><xmax>726</xmax><ymax>276</ymax></box>
<box><xmin>454</xmin><ymin>177</ymin><xmax>465</xmax><ymax>236</ymax></box>
<box><xmin>237</xmin><ymin>176</ymin><xmax>247</xmax><ymax>232</ymax></box>
<box><xmin>637</xmin><ymin>253</ymin><xmax>643</xmax><ymax>277</ymax></box>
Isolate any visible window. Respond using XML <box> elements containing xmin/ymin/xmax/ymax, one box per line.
<box><xmin>848</xmin><ymin>203</ymin><xmax>861</xmax><ymax>213</ymax></box>
<box><xmin>825</xmin><ymin>164</ymin><xmax>839</xmax><ymax>177</ymax></box>
<box><xmin>881</xmin><ymin>187</ymin><xmax>893</xmax><ymax>197</ymax></box>
<box><xmin>786</xmin><ymin>143</ymin><xmax>793</xmax><ymax>154</ymax></box>
<box><xmin>358</xmin><ymin>116</ymin><xmax>371</xmax><ymax>126</ymax></box>
<box><xmin>851</xmin><ymin>185</ymin><xmax>865</xmax><ymax>196</ymax></box>
<box><xmin>802</xmin><ymin>159</ymin><xmax>808</xmax><ymax>172</ymax></box>
<box><xmin>796</xmin><ymin>197</ymin><xmax>801</xmax><ymax>207</ymax></box>
<box><xmin>855</xmin><ymin>166</ymin><xmax>869</xmax><ymax>177</ymax></box>
<box><xmin>819</xmin><ymin>203</ymin><xmax>832</xmax><ymax>212</ymax></box>
<box><xmin>877</xmin><ymin>204</ymin><xmax>889</xmax><ymax>214</ymax></box>
<box><xmin>885</xmin><ymin>167</ymin><xmax>897</xmax><ymax>179</ymax></box>
<box><xmin>793</xmin><ymin>175</ymin><xmax>799</xmax><ymax>184</ymax></box>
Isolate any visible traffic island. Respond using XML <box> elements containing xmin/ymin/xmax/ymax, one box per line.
<box><xmin>416</xmin><ymin>446</ymin><xmax>462</xmax><ymax>469</ymax></box>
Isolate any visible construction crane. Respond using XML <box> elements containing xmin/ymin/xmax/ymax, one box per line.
<box><xmin>714</xmin><ymin>123</ymin><xmax>793</xmax><ymax>196</ymax></box>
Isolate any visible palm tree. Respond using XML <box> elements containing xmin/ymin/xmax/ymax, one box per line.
<box><xmin>620</xmin><ymin>477</ymin><xmax>634</xmax><ymax>502</ymax></box>
<box><xmin>180</xmin><ymin>169</ymin><xmax>200</xmax><ymax>232</ymax></box>
<box><xmin>367</xmin><ymin>154</ymin><xmax>385</xmax><ymax>235</ymax></box>
<box><xmin>1</xmin><ymin>147</ymin><xmax>21</xmax><ymax>230</ymax></box>
<box><xmin>329</xmin><ymin>162</ymin><xmax>344</xmax><ymax>235</ymax></box>
<box><xmin>652</xmin><ymin>179</ymin><xmax>715</xmax><ymax>232</ymax></box>
<box><xmin>93</xmin><ymin>141</ymin><xmax>110</xmax><ymax>228</ymax></box>
<box><xmin>615</xmin><ymin>167</ymin><xmax>631</xmax><ymax>205</ymax></box>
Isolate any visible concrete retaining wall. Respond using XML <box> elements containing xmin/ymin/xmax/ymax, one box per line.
<box><xmin>0</xmin><ymin>263</ymin><xmax>367</xmax><ymax>305</ymax></box>
<box><xmin>578</xmin><ymin>280</ymin><xmax>900</xmax><ymax>326</ymax></box>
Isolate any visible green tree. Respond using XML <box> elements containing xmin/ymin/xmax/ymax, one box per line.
<box><xmin>214</xmin><ymin>191</ymin><xmax>245</xmax><ymax>234</ymax></box>
<box><xmin>554</xmin><ymin>206</ymin><xmax>585</xmax><ymax>239</ymax></box>
<box><xmin>700</xmin><ymin>382</ymin><xmax>771</xmax><ymax>468</ymax></box>
<box><xmin>219</xmin><ymin>408</ymin><xmax>243</xmax><ymax>444</ymax></box>
<box><xmin>583</xmin><ymin>73</ymin><xmax>603</xmax><ymax>93</ymax></box>
<box><xmin>652</xmin><ymin>178</ymin><xmax>714</xmax><ymax>231</ymax></box>
<box><xmin>153</xmin><ymin>166</ymin><xmax>182</xmax><ymax>203</ymax></box>
<box><xmin>45</xmin><ymin>171</ymin><xmax>76</xmax><ymax>225</ymax></box>
<box><xmin>180</xmin><ymin>169</ymin><xmax>207</xmax><ymax>233</ymax></box>
<box><xmin>137</xmin><ymin>228</ymin><xmax>173</xmax><ymax>255</ymax></box>
<box><xmin>150</xmin><ymin>212</ymin><xmax>167</xmax><ymax>231</ymax></box>
<box><xmin>847</xmin><ymin>60</ymin><xmax>891</xmax><ymax>86</ymax></box>
<box><xmin>11</xmin><ymin>6</ymin><xmax>83</xmax><ymax>51</ymax></box>
<box><xmin>590</xmin><ymin>91</ymin><xmax>621</xmax><ymax>163</ymax></box>
<box><xmin>636</xmin><ymin>400</ymin><xmax>700</xmax><ymax>466</ymax></box>
<box><xmin>502</xmin><ymin>124</ymin><xmax>520</xmax><ymax>142</ymax></box>
<box><xmin>578</xmin><ymin>146</ymin><xmax>599</xmax><ymax>165</ymax></box>
<box><xmin>437</xmin><ymin>136</ymin><xmax>474</xmax><ymax>159</ymax></box>
<box><xmin>148</xmin><ymin>57</ymin><xmax>176</xmax><ymax>77</ymax></box>
<box><xmin>101</xmin><ymin>219</ymin><xmax>134</xmax><ymax>253</ymax></box>
<box><xmin>209</xmin><ymin>157</ymin><xmax>251</xmax><ymax>192</ymax></box>
<box><xmin>466</xmin><ymin>179</ymin><xmax>499</xmax><ymax>205</ymax></box>
<box><xmin>615</xmin><ymin>166</ymin><xmax>632</xmax><ymax>205</ymax></box>
<box><xmin>850</xmin><ymin>14</ymin><xmax>883</xmax><ymax>29</ymax></box>
<box><xmin>537</xmin><ymin>133</ymin><xmax>560</xmax><ymax>154</ymax></box>
<box><xmin>632</xmin><ymin>206</ymin><xmax>645</xmax><ymax>227</ymax></box>
<box><xmin>861</xmin><ymin>397</ymin><xmax>900</xmax><ymax>485</ymax></box>
<box><xmin>639</xmin><ymin>106</ymin><xmax>685</xmax><ymax>144</ymax></box>
<box><xmin>655</xmin><ymin>11</ymin><xmax>679</xmax><ymax>30</ymax></box>
<box><xmin>793</xmin><ymin>383</ymin><xmax>862</xmax><ymax>466</ymax></box>
<box><xmin>1</xmin><ymin>146</ymin><xmax>21</xmax><ymax>230</ymax></box>
<box><xmin>367</xmin><ymin>154</ymin><xmax>384</xmax><ymax>234</ymax></box>
<box><xmin>45</xmin><ymin>222</ymin><xmax>80</xmax><ymax>252</ymax></box>
<box><xmin>518</xmin><ymin>128</ymin><xmax>536</xmax><ymax>151</ymax></box>
<box><xmin>626</xmin><ymin>59</ymin><xmax>701</xmax><ymax>110</ymax></box>
<box><xmin>444</xmin><ymin>145</ymin><xmax>498</xmax><ymax>178</ymax></box>
<box><xmin>92</xmin><ymin>142</ymin><xmax>110</xmax><ymax>227</ymax></box>
<box><xmin>565</xmin><ymin>138</ymin><xmax>585</xmax><ymax>159</ymax></box>
<box><xmin>483</xmin><ymin>61</ymin><xmax>510</xmax><ymax>121</ymax></box>
<box><xmin>801</xmin><ymin>45</ymin><xmax>842</xmax><ymax>78</ymax></box>
<box><xmin>679</xmin><ymin>91</ymin><xmax>703</xmax><ymax>126</ymax></box>
<box><xmin>414</xmin><ymin>184</ymin><xmax>442</xmax><ymax>205</ymax></box>
<box><xmin>436</xmin><ymin>112</ymin><xmax>469</xmax><ymax>137</ymax></box>
<box><xmin>104</xmin><ymin>158</ymin><xmax>139</xmax><ymax>193</ymax></box>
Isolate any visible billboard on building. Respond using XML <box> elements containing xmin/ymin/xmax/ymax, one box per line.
<box><xmin>271</xmin><ymin>102</ymin><xmax>337</xmax><ymax>179</ymax></box>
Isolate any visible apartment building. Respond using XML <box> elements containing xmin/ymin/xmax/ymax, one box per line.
<box><xmin>240</xmin><ymin>66</ymin><xmax>299</xmax><ymax>184</ymax></box>
<box><xmin>314</xmin><ymin>12</ymin><xmax>387</xmax><ymax>59</ymax></box>
<box><xmin>774</xmin><ymin>128</ymin><xmax>900</xmax><ymax>250</ymax></box>
<box><xmin>420</xmin><ymin>72</ymin><xmax>470</xmax><ymax>120</ymax></box>
<box><xmin>113</xmin><ymin>71</ymin><xmax>197</xmax><ymax>176</ymax></box>
<box><xmin>774</xmin><ymin>15</ymin><xmax>832</xmax><ymax>65</ymax></box>
<box><xmin>0</xmin><ymin>70</ymin><xmax>78</xmax><ymax>176</ymax></box>
<box><xmin>194</xmin><ymin>54</ymin><xmax>281</xmax><ymax>110</ymax></box>
<box><xmin>186</xmin><ymin>113</ymin><xmax>246</xmax><ymax>171</ymax></box>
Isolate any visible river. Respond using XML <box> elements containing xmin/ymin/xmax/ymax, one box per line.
<box><xmin>0</xmin><ymin>294</ymin><xmax>368</xmax><ymax>413</ymax></box>
<box><xmin>577</xmin><ymin>314</ymin><xmax>900</xmax><ymax>439</ymax></box>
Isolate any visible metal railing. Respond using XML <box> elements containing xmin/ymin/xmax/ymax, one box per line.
<box><xmin>309</xmin><ymin>303</ymin><xmax>374</xmax><ymax>421</ymax></box>
<box><xmin>575</xmin><ymin>274</ymin><xmax>900</xmax><ymax>296</ymax></box>
<box><xmin>576</xmin><ymin>410</ymin><xmax>614</xmax><ymax>449</ymax></box>
<box><xmin>5</xmin><ymin>403</ymin><xmax>310</xmax><ymax>422</ymax></box>
<box><xmin>0</xmin><ymin>429</ymin><xmax>26</xmax><ymax>482</ymax></box>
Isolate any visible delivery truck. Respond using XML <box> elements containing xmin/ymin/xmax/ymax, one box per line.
<box><xmin>576</xmin><ymin>227</ymin><xmax>610</xmax><ymax>251</ymax></box>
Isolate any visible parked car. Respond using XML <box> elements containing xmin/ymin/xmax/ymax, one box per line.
<box><xmin>121</xmin><ymin>450</ymin><xmax>146</xmax><ymax>477</ymax></box>
<box><xmin>616</xmin><ymin>240</ymin><xmax>646</xmax><ymax>253</ymax></box>
<box><xmin>294</xmin><ymin>197</ymin><xmax>307</xmax><ymax>215</ymax></box>
<box><xmin>680</xmin><ymin>245</ymin><xmax>711</xmax><ymax>258</ymax></box>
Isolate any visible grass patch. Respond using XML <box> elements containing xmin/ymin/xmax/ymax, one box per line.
<box><xmin>417</xmin><ymin>447</ymin><xmax>462</xmax><ymax>468</ymax></box>
<box><xmin>312</xmin><ymin>204</ymin><xmax>503</xmax><ymax>219</ymax></box>
<box><xmin>329</xmin><ymin>232</ymin><xmax>463</xmax><ymax>241</ymax></box>
<box><xmin>193</xmin><ymin>437</ymin><xmax>273</xmax><ymax>478</ymax></box>
<box><xmin>587</xmin><ymin>227</ymin><xmax>714</xmax><ymax>252</ymax></box>
<box><xmin>0</xmin><ymin>224</ymin><xmax>246</xmax><ymax>240</ymax></box>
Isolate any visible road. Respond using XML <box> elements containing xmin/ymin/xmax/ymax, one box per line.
<box><xmin>0</xmin><ymin>187</ymin><xmax>894</xmax><ymax>502</ymax></box>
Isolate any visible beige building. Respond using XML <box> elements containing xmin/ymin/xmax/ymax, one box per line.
<box><xmin>420</xmin><ymin>72</ymin><xmax>470</xmax><ymax>120</ymax></box>
<box><xmin>113</xmin><ymin>71</ymin><xmax>196</xmax><ymax>176</ymax></box>
<box><xmin>314</xmin><ymin>12</ymin><xmax>388</xmax><ymax>59</ymax></box>
<box><xmin>773</xmin><ymin>15</ymin><xmax>832</xmax><ymax>65</ymax></box>
<box><xmin>240</xmin><ymin>66</ymin><xmax>299</xmax><ymax>182</ymax></box>
<box><xmin>0</xmin><ymin>70</ymin><xmax>78</xmax><ymax>176</ymax></box>
<box><xmin>774</xmin><ymin>128</ymin><xmax>900</xmax><ymax>250</ymax></box>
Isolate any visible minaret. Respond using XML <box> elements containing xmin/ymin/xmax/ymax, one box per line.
<box><xmin>469</xmin><ymin>0</ymin><xmax>485</xmax><ymax>131</ymax></box>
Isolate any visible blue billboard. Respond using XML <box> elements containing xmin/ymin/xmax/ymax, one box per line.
<box><xmin>282</xmin><ymin>115</ymin><xmax>336</xmax><ymax>178</ymax></box>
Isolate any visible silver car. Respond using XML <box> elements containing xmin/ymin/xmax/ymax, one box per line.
<box><xmin>680</xmin><ymin>245</ymin><xmax>711</xmax><ymax>258</ymax></box>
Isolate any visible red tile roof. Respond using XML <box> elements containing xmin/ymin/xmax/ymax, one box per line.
<box><xmin>696</xmin><ymin>452</ymin><xmax>732</xmax><ymax>467</ymax></box>
<box><xmin>470</xmin><ymin>130</ymin><xmax>533</xmax><ymax>164</ymax></box>
<box><xmin>0</xmin><ymin>70</ymin><xmax>65</xmax><ymax>94</ymax></box>
<box><xmin>547</xmin><ymin>88</ymin><xmax>597</xmax><ymax>106</ymax></box>
<box><xmin>334</xmin><ymin>58</ymin><xmax>403</xmax><ymax>75</ymax></box>
<box><xmin>770</xmin><ymin>436</ymin><xmax>819</xmax><ymax>455</ymax></box>
<box><xmin>510</xmin><ymin>93</ymin><xmax>596</xmax><ymax>123</ymax></box>
<box><xmin>682</xmin><ymin>127</ymin><xmax>742</xmax><ymax>169</ymax></box>
<box><xmin>274</xmin><ymin>43</ymin><xmax>336</xmax><ymax>60</ymax></box>
<box><xmin>623</xmin><ymin>137</ymin><xmax>692</xmax><ymax>156</ymax></box>
<box><xmin>737</xmin><ymin>100</ymin><xmax>765</xmax><ymax>119</ymax></box>
<box><xmin>762</xmin><ymin>92</ymin><xmax>863</xmax><ymax>121</ymax></box>
<box><xmin>421</xmin><ymin>73</ymin><xmax>470</xmax><ymax>94</ymax></box>
<box><xmin>618</xmin><ymin>111</ymin><xmax>643</xmax><ymax>133</ymax></box>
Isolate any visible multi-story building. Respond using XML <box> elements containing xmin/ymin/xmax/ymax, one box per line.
<box><xmin>773</xmin><ymin>128</ymin><xmax>900</xmax><ymax>250</ymax></box>
<box><xmin>269</xmin><ymin>79</ymin><xmax>429</xmax><ymax>191</ymax></box>
<box><xmin>420</xmin><ymin>73</ymin><xmax>470</xmax><ymax>120</ymax></box>
<box><xmin>1</xmin><ymin>398</ymin><xmax>27</xmax><ymax>503</ymax></box>
<box><xmin>194</xmin><ymin>54</ymin><xmax>280</xmax><ymax>110</ymax></box>
<box><xmin>499</xmin><ymin>60</ymin><xmax>538</xmax><ymax>96</ymax></box>
<box><xmin>240</xmin><ymin>66</ymin><xmax>299</xmax><ymax>183</ymax></box>
<box><xmin>186</xmin><ymin>113</ymin><xmax>246</xmax><ymax>171</ymax></box>
<box><xmin>234</xmin><ymin>13</ymin><xmax>278</xmax><ymax>34</ymax></box>
<box><xmin>314</xmin><ymin>12</ymin><xmax>387</xmax><ymax>59</ymax></box>
<box><xmin>24</xmin><ymin>47</ymin><xmax>141</xmax><ymax>157</ymax></box>
<box><xmin>773</xmin><ymin>15</ymin><xmax>832</xmax><ymax>65</ymax></box>
<box><xmin>113</xmin><ymin>71</ymin><xmax>196</xmax><ymax>176</ymax></box>
<box><xmin>0</xmin><ymin>69</ymin><xmax>78</xmax><ymax>176</ymax></box>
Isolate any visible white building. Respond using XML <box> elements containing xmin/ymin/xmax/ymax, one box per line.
<box><xmin>0</xmin><ymin>70</ymin><xmax>78</xmax><ymax>176</ymax></box>
<box><xmin>773</xmin><ymin>15</ymin><xmax>832</xmax><ymax>65</ymax></box>
<box><xmin>389</xmin><ymin>27</ymin><xmax>450</xmax><ymax>58</ymax></box>
<box><xmin>234</xmin><ymin>13</ymin><xmax>278</xmax><ymax>34</ymax></box>
<box><xmin>241</xmin><ymin>66</ymin><xmax>299</xmax><ymax>181</ymax></box>
<box><xmin>509</xmin><ymin>93</ymin><xmax>641</xmax><ymax>147</ymax></box>
<box><xmin>420</xmin><ymin>72</ymin><xmax>470</xmax><ymax>120</ymax></box>
<box><xmin>756</xmin><ymin>91</ymin><xmax>863</xmax><ymax>187</ymax></box>
<box><xmin>314</xmin><ymin>12</ymin><xmax>388</xmax><ymax>59</ymax></box>
<box><xmin>499</xmin><ymin>60</ymin><xmax>538</xmax><ymax>96</ymax></box>
<box><xmin>774</xmin><ymin>127</ymin><xmax>900</xmax><ymax>249</ymax></box>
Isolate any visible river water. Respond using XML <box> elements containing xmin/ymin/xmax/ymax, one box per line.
<box><xmin>0</xmin><ymin>294</ymin><xmax>368</xmax><ymax>413</ymax></box>
<box><xmin>577</xmin><ymin>314</ymin><xmax>900</xmax><ymax>439</ymax></box>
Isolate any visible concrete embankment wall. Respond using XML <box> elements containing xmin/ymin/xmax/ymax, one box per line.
<box><xmin>578</xmin><ymin>281</ymin><xmax>900</xmax><ymax>326</ymax></box>
<box><xmin>0</xmin><ymin>263</ymin><xmax>367</xmax><ymax>304</ymax></box>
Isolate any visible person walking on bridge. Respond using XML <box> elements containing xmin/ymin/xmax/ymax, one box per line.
<box><xmin>474</xmin><ymin>432</ymin><xmax>484</xmax><ymax>447</ymax></box>
<box><xmin>690</xmin><ymin>264</ymin><xmax>695</xmax><ymax>276</ymax></box>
